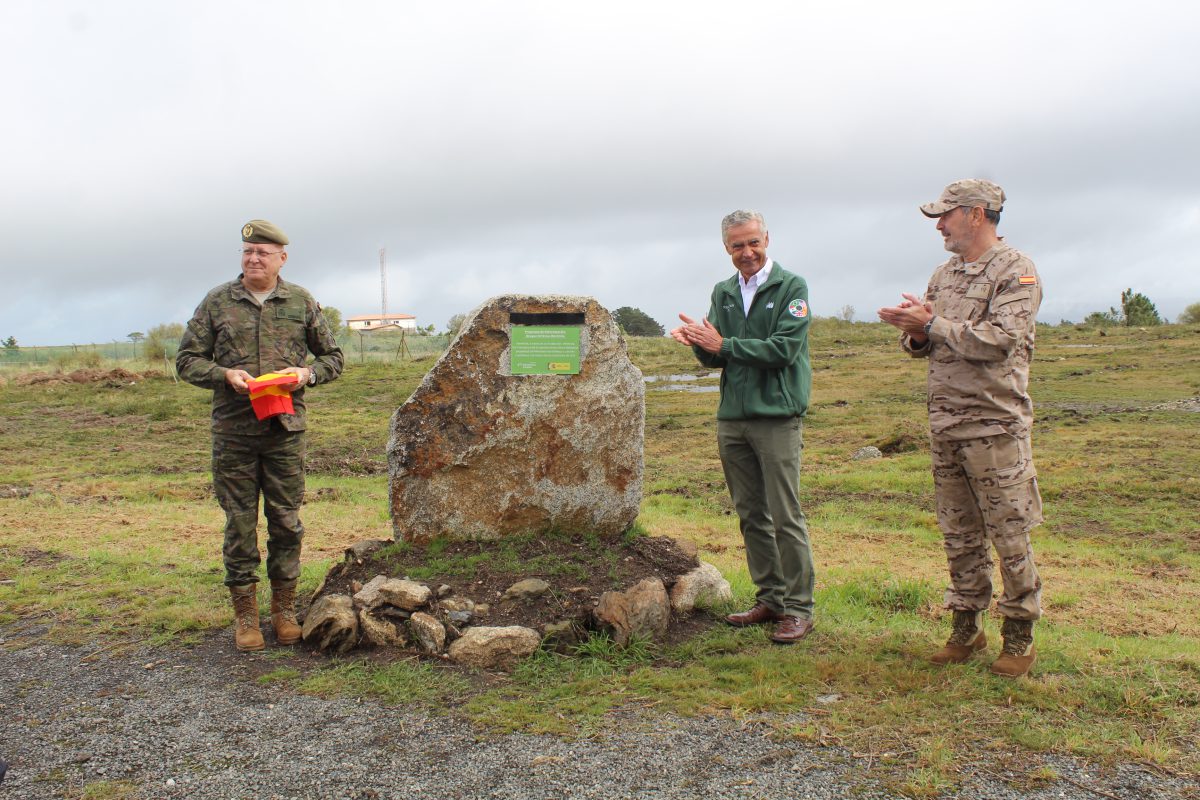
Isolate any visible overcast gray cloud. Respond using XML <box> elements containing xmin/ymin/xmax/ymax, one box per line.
<box><xmin>2</xmin><ymin>0</ymin><xmax>1199</xmax><ymax>345</ymax></box>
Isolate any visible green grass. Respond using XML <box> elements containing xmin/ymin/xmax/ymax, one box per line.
<box><xmin>2</xmin><ymin>320</ymin><xmax>1199</xmax><ymax>789</ymax></box>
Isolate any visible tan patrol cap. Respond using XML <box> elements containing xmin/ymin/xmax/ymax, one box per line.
<box><xmin>241</xmin><ymin>219</ymin><xmax>289</xmax><ymax>245</ymax></box>
<box><xmin>920</xmin><ymin>179</ymin><xmax>1005</xmax><ymax>218</ymax></box>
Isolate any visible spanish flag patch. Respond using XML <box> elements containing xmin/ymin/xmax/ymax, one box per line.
<box><xmin>1018</xmin><ymin>275</ymin><xmax>1037</xmax><ymax>285</ymax></box>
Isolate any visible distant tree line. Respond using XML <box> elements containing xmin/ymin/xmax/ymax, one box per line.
<box><xmin>1081</xmin><ymin>288</ymin><xmax>1164</xmax><ymax>327</ymax></box>
<box><xmin>613</xmin><ymin>307</ymin><xmax>665</xmax><ymax>337</ymax></box>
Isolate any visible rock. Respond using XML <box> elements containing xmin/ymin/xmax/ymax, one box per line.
<box><xmin>387</xmin><ymin>295</ymin><xmax>644</xmax><ymax>542</ymax></box>
<box><xmin>851</xmin><ymin>446</ymin><xmax>883</xmax><ymax>461</ymax></box>
<box><xmin>352</xmin><ymin>575</ymin><xmax>389</xmax><ymax>609</ymax></box>
<box><xmin>541</xmin><ymin>619</ymin><xmax>584</xmax><ymax>651</ymax></box>
<box><xmin>440</xmin><ymin>596</ymin><xmax>476</xmax><ymax>614</ymax></box>
<box><xmin>408</xmin><ymin>612</ymin><xmax>446</xmax><ymax>654</ymax></box>
<box><xmin>440</xmin><ymin>596</ymin><xmax>476</xmax><ymax>627</ymax></box>
<box><xmin>436</xmin><ymin>584</ymin><xmax>453</xmax><ymax>598</ymax></box>
<box><xmin>378</xmin><ymin>579</ymin><xmax>432</xmax><ymax>611</ymax></box>
<box><xmin>593</xmin><ymin>577</ymin><xmax>670</xmax><ymax>645</ymax></box>
<box><xmin>358</xmin><ymin>609</ymin><xmax>407</xmax><ymax>648</ymax></box>
<box><xmin>501</xmin><ymin>578</ymin><xmax>551</xmax><ymax>602</ymax></box>
<box><xmin>448</xmin><ymin>626</ymin><xmax>542</xmax><ymax>669</ymax></box>
<box><xmin>374</xmin><ymin>608</ymin><xmax>412</xmax><ymax>625</ymax></box>
<box><xmin>301</xmin><ymin>594</ymin><xmax>358</xmax><ymax>653</ymax></box>
<box><xmin>353</xmin><ymin>576</ymin><xmax>431</xmax><ymax>612</ymax></box>
<box><xmin>344</xmin><ymin>539</ymin><xmax>391</xmax><ymax>562</ymax></box>
<box><xmin>669</xmin><ymin>562</ymin><xmax>733</xmax><ymax>614</ymax></box>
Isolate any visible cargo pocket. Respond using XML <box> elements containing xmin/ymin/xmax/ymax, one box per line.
<box><xmin>961</xmin><ymin>433</ymin><xmax>1036</xmax><ymax>489</ymax></box>
<box><xmin>963</xmin><ymin>433</ymin><xmax>1043</xmax><ymax>533</ymax></box>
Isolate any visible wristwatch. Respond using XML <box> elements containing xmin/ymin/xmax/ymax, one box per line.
<box><xmin>923</xmin><ymin>316</ymin><xmax>936</xmax><ymax>337</ymax></box>
<box><xmin>307</xmin><ymin>369</ymin><xmax>317</xmax><ymax>386</ymax></box>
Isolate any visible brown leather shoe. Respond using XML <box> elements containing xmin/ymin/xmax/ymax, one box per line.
<box><xmin>770</xmin><ymin>616</ymin><xmax>814</xmax><ymax>644</ymax></box>
<box><xmin>725</xmin><ymin>603</ymin><xmax>786</xmax><ymax>627</ymax></box>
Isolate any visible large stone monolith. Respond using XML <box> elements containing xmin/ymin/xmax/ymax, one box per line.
<box><xmin>387</xmin><ymin>295</ymin><xmax>644</xmax><ymax>542</ymax></box>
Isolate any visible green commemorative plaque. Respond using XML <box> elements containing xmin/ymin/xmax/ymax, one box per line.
<box><xmin>510</xmin><ymin>325</ymin><xmax>581</xmax><ymax>375</ymax></box>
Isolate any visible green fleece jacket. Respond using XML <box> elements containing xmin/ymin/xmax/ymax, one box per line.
<box><xmin>692</xmin><ymin>262</ymin><xmax>812</xmax><ymax>420</ymax></box>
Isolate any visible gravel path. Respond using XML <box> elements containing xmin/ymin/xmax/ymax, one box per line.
<box><xmin>1</xmin><ymin>636</ymin><xmax>1196</xmax><ymax>800</ymax></box>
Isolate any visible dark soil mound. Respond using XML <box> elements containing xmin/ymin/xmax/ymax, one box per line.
<box><xmin>313</xmin><ymin>532</ymin><xmax>710</xmax><ymax>642</ymax></box>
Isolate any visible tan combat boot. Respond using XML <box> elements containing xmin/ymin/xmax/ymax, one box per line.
<box><xmin>229</xmin><ymin>584</ymin><xmax>265</xmax><ymax>652</ymax></box>
<box><xmin>930</xmin><ymin>610</ymin><xmax>987</xmax><ymax>665</ymax></box>
<box><xmin>991</xmin><ymin>617</ymin><xmax>1036</xmax><ymax>677</ymax></box>
<box><xmin>270</xmin><ymin>579</ymin><xmax>302</xmax><ymax>646</ymax></box>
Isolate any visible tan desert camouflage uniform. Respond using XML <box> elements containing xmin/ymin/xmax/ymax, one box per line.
<box><xmin>903</xmin><ymin>242</ymin><xmax>1044</xmax><ymax>619</ymax></box>
<box><xmin>177</xmin><ymin>277</ymin><xmax>343</xmax><ymax>586</ymax></box>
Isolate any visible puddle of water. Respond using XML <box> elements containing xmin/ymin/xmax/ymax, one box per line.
<box><xmin>643</xmin><ymin>372</ymin><xmax>721</xmax><ymax>383</ymax></box>
<box><xmin>650</xmin><ymin>384</ymin><xmax>720</xmax><ymax>393</ymax></box>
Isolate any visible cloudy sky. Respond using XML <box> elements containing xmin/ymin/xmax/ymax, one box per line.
<box><xmin>3</xmin><ymin>1</ymin><xmax>1198</xmax><ymax>346</ymax></box>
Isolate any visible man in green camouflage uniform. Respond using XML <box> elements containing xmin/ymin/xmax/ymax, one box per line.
<box><xmin>879</xmin><ymin>180</ymin><xmax>1043</xmax><ymax>678</ymax></box>
<box><xmin>177</xmin><ymin>219</ymin><xmax>343</xmax><ymax>651</ymax></box>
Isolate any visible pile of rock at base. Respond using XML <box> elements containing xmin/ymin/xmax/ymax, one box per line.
<box><xmin>301</xmin><ymin>539</ymin><xmax>733</xmax><ymax>670</ymax></box>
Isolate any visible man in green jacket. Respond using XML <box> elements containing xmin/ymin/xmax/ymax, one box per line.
<box><xmin>671</xmin><ymin>210</ymin><xmax>815</xmax><ymax>644</ymax></box>
<box><xmin>177</xmin><ymin>219</ymin><xmax>344</xmax><ymax>651</ymax></box>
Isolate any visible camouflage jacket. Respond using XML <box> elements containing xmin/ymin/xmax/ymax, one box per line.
<box><xmin>177</xmin><ymin>276</ymin><xmax>344</xmax><ymax>434</ymax></box>
<box><xmin>902</xmin><ymin>242</ymin><xmax>1041</xmax><ymax>440</ymax></box>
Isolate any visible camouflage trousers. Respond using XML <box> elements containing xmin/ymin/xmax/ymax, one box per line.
<box><xmin>212</xmin><ymin>430</ymin><xmax>306</xmax><ymax>587</ymax></box>
<box><xmin>930</xmin><ymin>432</ymin><xmax>1043</xmax><ymax>620</ymax></box>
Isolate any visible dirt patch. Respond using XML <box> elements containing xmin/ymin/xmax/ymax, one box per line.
<box><xmin>13</xmin><ymin>368</ymin><xmax>154</xmax><ymax>387</ymax></box>
<box><xmin>312</xmin><ymin>533</ymin><xmax>710</xmax><ymax>645</ymax></box>
<box><xmin>306</xmin><ymin>446</ymin><xmax>387</xmax><ymax>475</ymax></box>
<box><xmin>9</xmin><ymin>548</ymin><xmax>72</xmax><ymax>569</ymax></box>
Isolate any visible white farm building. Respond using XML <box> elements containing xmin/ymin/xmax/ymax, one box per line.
<box><xmin>347</xmin><ymin>313</ymin><xmax>417</xmax><ymax>332</ymax></box>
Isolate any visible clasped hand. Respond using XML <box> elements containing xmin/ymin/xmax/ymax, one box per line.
<box><xmin>224</xmin><ymin>366</ymin><xmax>311</xmax><ymax>395</ymax></box>
<box><xmin>670</xmin><ymin>314</ymin><xmax>723</xmax><ymax>354</ymax></box>
<box><xmin>878</xmin><ymin>293</ymin><xmax>933</xmax><ymax>340</ymax></box>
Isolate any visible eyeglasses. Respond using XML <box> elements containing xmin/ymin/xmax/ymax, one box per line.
<box><xmin>240</xmin><ymin>247</ymin><xmax>284</xmax><ymax>259</ymax></box>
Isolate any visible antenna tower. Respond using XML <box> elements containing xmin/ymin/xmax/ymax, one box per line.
<box><xmin>379</xmin><ymin>247</ymin><xmax>388</xmax><ymax>318</ymax></box>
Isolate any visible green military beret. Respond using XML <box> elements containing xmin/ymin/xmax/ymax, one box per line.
<box><xmin>241</xmin><ymin>219</ymin><xmax>290</xmax><ymax>245</ymax></box>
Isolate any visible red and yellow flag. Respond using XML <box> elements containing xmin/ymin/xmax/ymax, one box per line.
<box><xmin>245</xmin><ymin>372</ymin><xmax>298</xmax><ymax>420</ymax></box>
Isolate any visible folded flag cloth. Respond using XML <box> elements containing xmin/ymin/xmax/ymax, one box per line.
<box><xmin>246</xmin><ymin>372</ymin><xmax>299</xmax><ymax>420</ymax></box>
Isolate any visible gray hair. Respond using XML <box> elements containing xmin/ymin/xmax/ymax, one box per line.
<box><xmin>721</xmin><ymin>210</ymin><xmax>767</xmax><ymax>242</ymax></box>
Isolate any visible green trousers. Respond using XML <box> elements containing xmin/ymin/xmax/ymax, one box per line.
<box><xmin>212</xmin><ymin>430</ymin><xmax>306</xmax><ymax>587</ymax></box>
<box><xmin>717</xmin><ymin>417</ymin><xmax>814</xmax><ymax>619</ymax></box>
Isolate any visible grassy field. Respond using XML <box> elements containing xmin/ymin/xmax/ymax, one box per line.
<box><xmin>1</xmin><ymin>320</ymin><xmax>1198</xmax><ymax>796</ymax></box>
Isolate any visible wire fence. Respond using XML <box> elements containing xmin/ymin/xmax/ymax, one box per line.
<box><xmin>0</xmin><ymin>330</ymin><xmax>454</xmax><ymax>372</ymax></box>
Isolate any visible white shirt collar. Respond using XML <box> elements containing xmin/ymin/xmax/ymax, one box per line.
<box><xmin>740</xmin><ymin>258</ymin><xmax>772</xmax><ymax>287</ymax></box>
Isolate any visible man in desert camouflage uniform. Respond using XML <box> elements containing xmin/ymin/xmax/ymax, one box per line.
<box><xmin>878</xmin><ymin>179</ymin><xmax>1043</xmax><ymax>678</ymax></box>
<box><xmin>177</xmin><ymin>219</ymin><xmax>343</xmax><ymax>652</ymax></box>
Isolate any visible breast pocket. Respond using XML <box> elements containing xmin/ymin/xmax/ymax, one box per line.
<box><xmin>213</xmin><ymin>321</ymin><xmax>244</xmax><ymax>365</ymax></box>
<box><xmin>271</xmin><ymin>309</ymin><xmax>309</xmax><ymax>366</ymax></box>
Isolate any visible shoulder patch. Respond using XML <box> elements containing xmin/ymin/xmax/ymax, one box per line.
<box><xmin>787</xmin><ymin>298</ymin><xmax>809</xmax><ymax>318</ymax></box>
<box><xmin>1018</xmin><ymin>275</ymin><xmax>1037</xmax><ymax>285</ymax></box>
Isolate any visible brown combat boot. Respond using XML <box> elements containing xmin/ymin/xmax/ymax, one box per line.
<box><xmin>930</xmin><ymin>610</ymin><xmax>987</xmax><ymax>665</ymax></box>
<box><xmin>229</xmin><ymin>584</ymin><xmax>265</xmax><ymax>652</ymax></box>
<box><xmin>990</xmin><ymin>617</ymin><xmax>1036</xmax><ymax>677</ymax></box>
<box><xmin>270</xmin><ymin>579</ymin><xmax>302</xmax><ymax>646</ymax></box>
